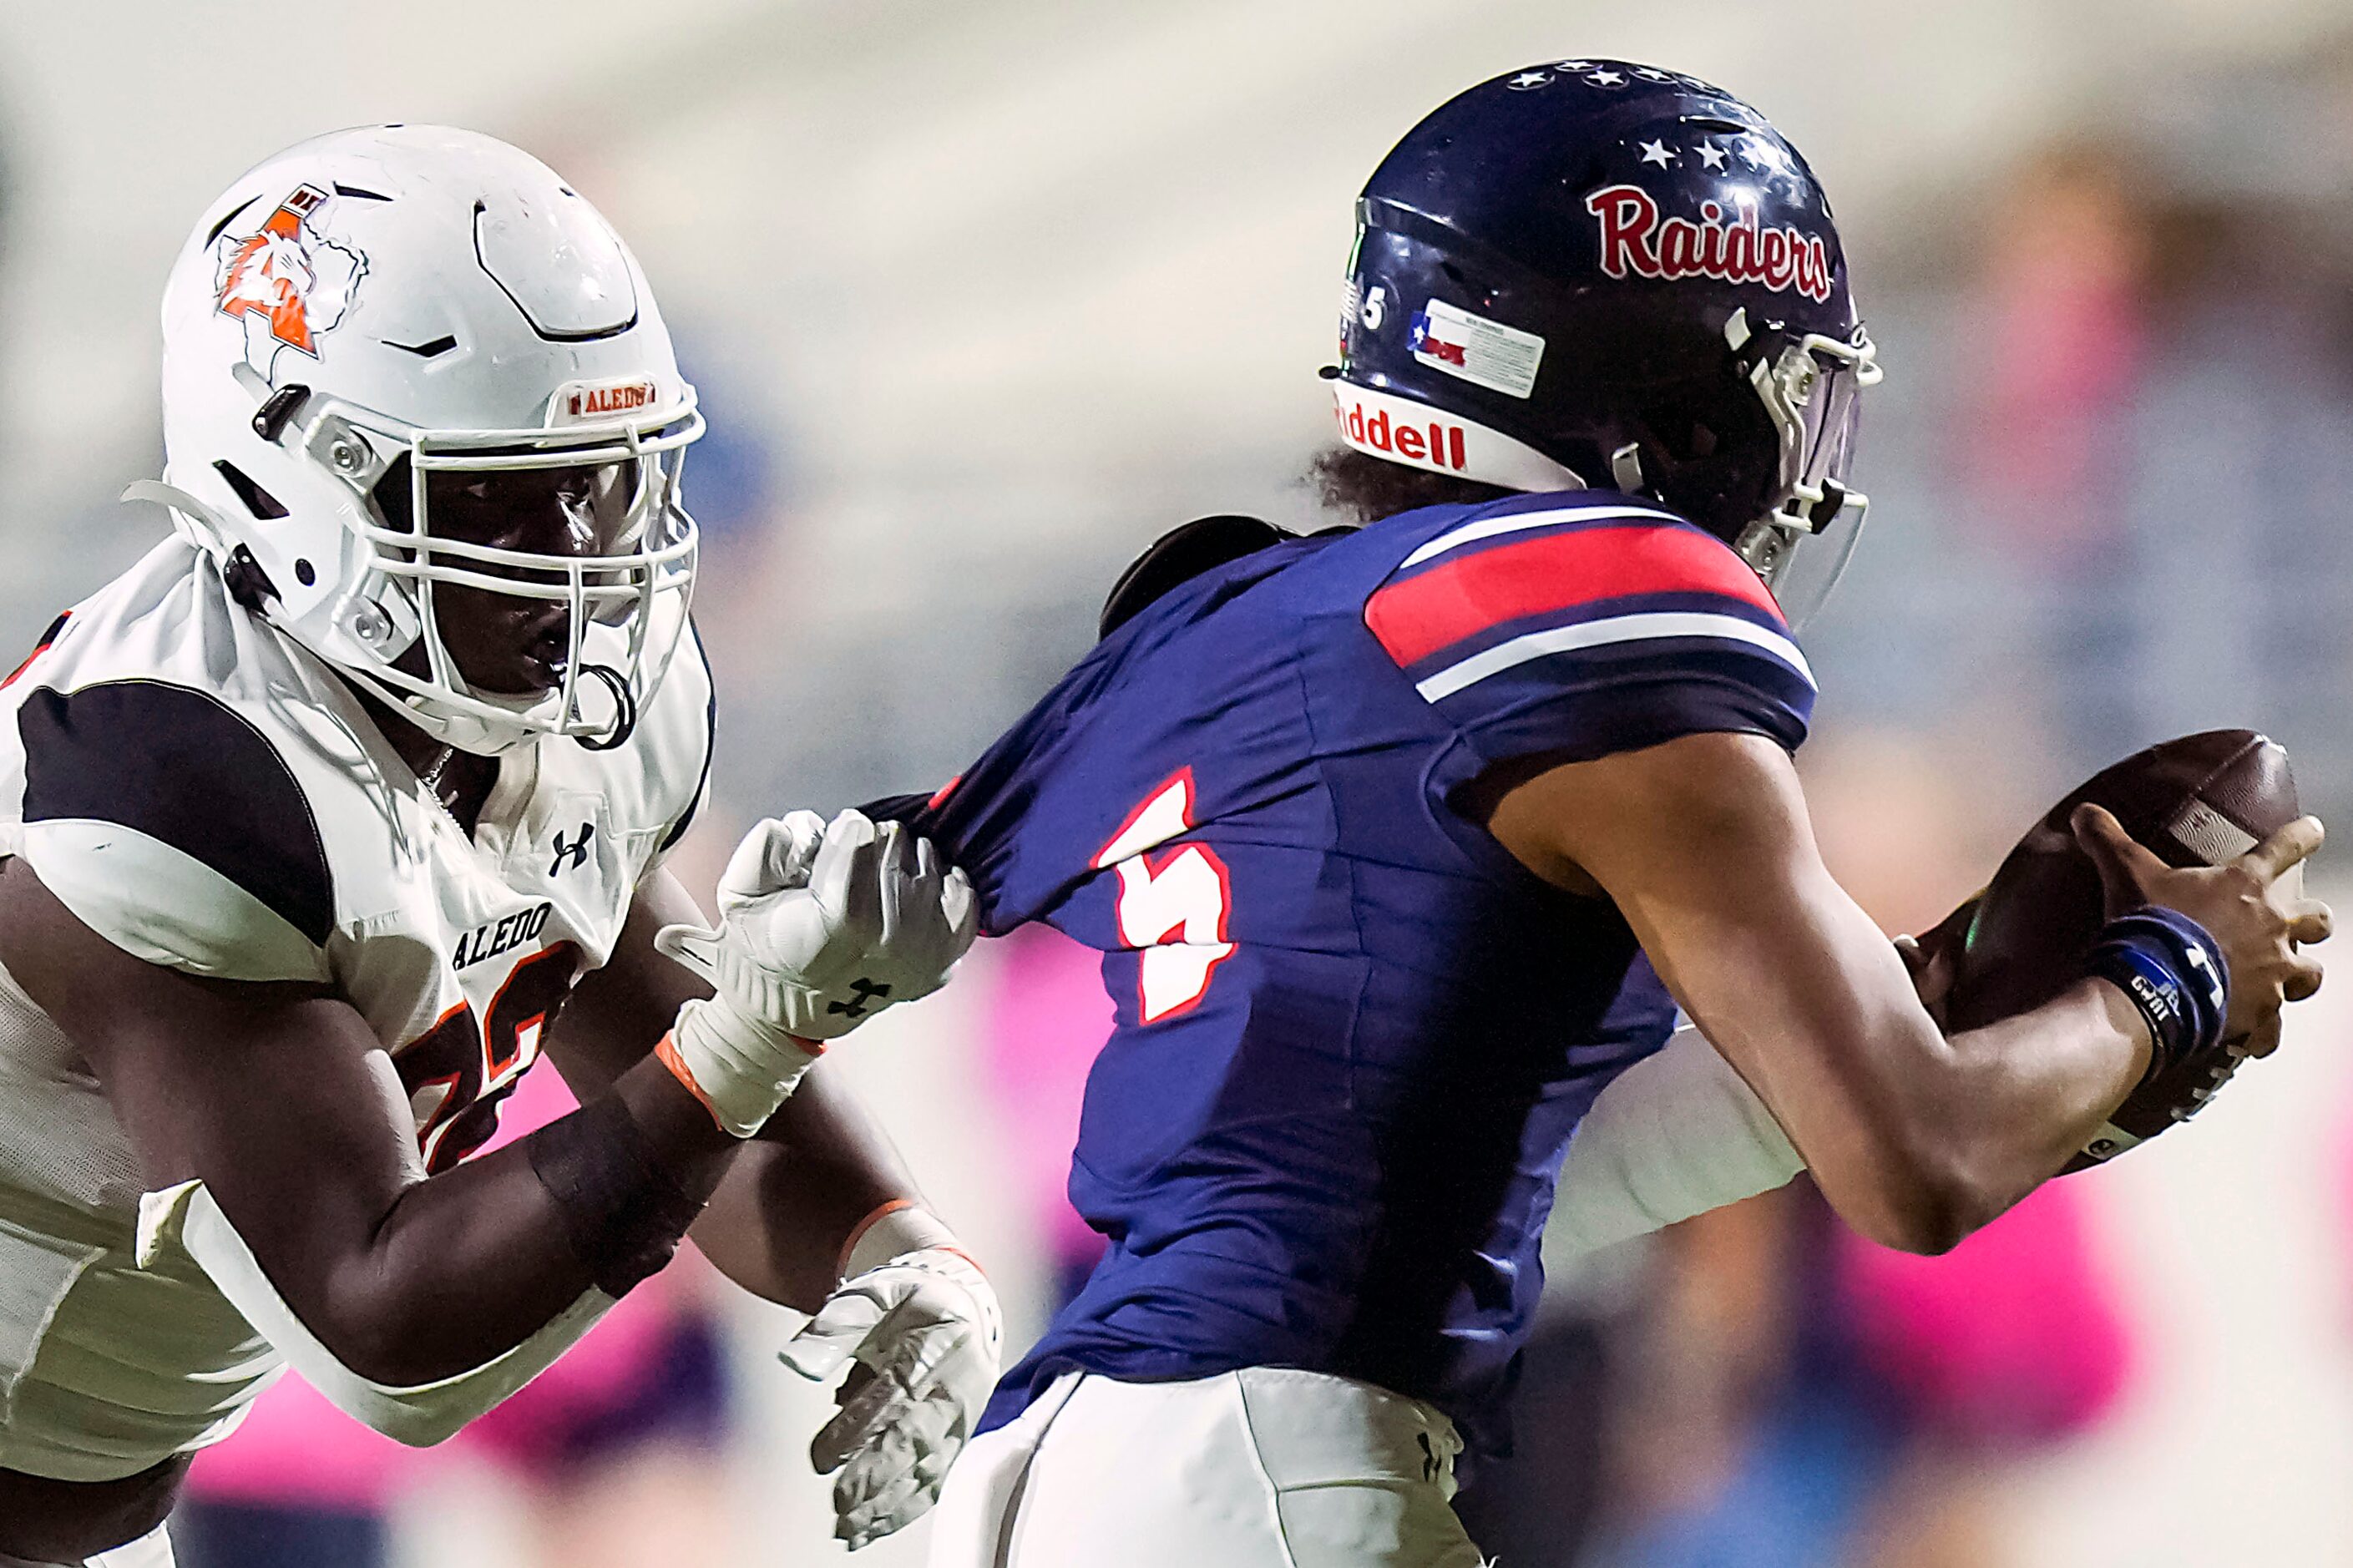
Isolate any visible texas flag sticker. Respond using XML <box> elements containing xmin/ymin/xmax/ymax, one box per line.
<box><xmin>1409</xmin><ymin>300</ymin><xmax>1545</xmax><ymax>399</ymax></box>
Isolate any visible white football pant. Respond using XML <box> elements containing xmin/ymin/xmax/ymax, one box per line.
<box><xmin>927</xmin><ymin>1368</ymin><xmax>1489</xmax><ymax>1568</ymax></box>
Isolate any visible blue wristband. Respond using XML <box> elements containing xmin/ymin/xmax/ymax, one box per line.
<box><xmin>2087</xmin><ymin>908</ymin><xmax>2230</xmax><ymax>1078</ymax></box>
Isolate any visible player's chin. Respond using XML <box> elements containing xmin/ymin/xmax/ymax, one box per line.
<box><xmin>471</xmin><ymin>660</ymin><xmax>565</xmax><ymax>697</ymax></box>
<box><xmin>443</xmin><ymin>609</ymin><xmax>572</xmax><ymax>695</ymax></box>
<box><xmin>458</xmin><ymin>644</ymin><xmax>567</xmax><ymax>697</ymax></box>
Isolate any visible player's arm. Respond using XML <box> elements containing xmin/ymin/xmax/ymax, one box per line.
<box><xmin>1547</xmin><ymin>900</ymin><xmax>1975</xmax><ymax>1260</ymax></box>
<box><xmin>0</xmin><ymin>808</ymin><xmax>961</xmax><ymax>1449</ymax></box>
<box><xmin>0</xmin><ymin>855</ymin><xmax>736</xmax><ymax>1408</ymax></box>
<box><xmin>552</xmin><ymin>864</ymin><xmax>923</xmax><ymax>1313</ymax></box>
<box><xmin>1485</xmin><ymin>731</ymin><xmax>2325</xmax><ymax>1254</ymax></box>
<box><xmin>550</xmin><ymin>852</ymin><xmax>1001</xmax><ymax>1553</ymax></box>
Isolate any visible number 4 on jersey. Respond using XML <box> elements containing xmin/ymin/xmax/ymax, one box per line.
<box><xmin>1094</xmin><ymin>769</ymin><xmax>1233</xmax><ymax>1024</ymax></box>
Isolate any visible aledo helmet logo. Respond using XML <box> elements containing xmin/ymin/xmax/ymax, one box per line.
<box><xmin>212</xmin><ymin>184</ymin><xmax>368</xmax><ymax>377</ymax></box>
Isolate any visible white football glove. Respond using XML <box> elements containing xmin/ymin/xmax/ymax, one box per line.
<box><xmin>777</xmin><ymin>1209</ymin><xmax>1003</xmax><ymax>1551</ymax></box>
<box><xmin>654</xmin><ymin>810</ymin><xmax>978</xmax><ymax>1136</ymax></box>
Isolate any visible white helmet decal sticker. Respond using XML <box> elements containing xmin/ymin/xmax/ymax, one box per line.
<box><xmin>212</xmin><ymin>185</ymin><xmax>367</xmax><ymax>377</ymax></box>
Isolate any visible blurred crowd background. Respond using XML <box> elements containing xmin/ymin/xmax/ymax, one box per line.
<box><xmin>3</xmin><ymin>1</ymin><xmax>2353</xmax><ymax>1563</ymax></box>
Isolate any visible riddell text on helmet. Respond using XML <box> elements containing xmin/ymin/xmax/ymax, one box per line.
<box><xmin>1584</xmin><ymin>184</ymin><xmax>1833</xmax><ymax>304</ymax></box>
<box><xmin>1335</xmin><ymin>398</ymin><xmax>1469</xmax><ymax>470</ymax></box>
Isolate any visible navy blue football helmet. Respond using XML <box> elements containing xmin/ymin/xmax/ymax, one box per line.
<box><xmin>1329</xmin><ymin>59</ymin><xmax>1880</xmax><ymax>623</ymax></box>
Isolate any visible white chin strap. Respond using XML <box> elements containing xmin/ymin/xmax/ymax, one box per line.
<box><xmin>324</xmin><ymin>656</ymin><xmax>556</xmax><ymax>756</ymax></box>
<box><xmin>1330</xmin><ymin>382</ymin><xmax>1585</xmax><ymax>492</ymax></box>
<box><xmin>124</xmin><ymin>479</ymin><xmax>239</xmax><ymax>554</ymax></box>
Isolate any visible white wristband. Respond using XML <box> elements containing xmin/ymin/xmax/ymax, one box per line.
<box><xmin>659</xmin><ymin>996</ymin><xmax>822</xmax><ymax>1139</ymax></box>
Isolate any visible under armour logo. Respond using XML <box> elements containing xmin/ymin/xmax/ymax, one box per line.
<box><xmin>549</xmin><ymin>822</ymin><xmax>595</xmax><ymax>877</ymax></box>
<box><xmin>826</xmin><ymin>977</ymin><xmax>892</xmax><ymax>1019</ymax></box>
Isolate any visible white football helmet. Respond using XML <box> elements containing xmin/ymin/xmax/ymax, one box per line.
<box><xmin>140</xmin><ymin>124</ymin><xmax>701</xmax><ymax>755</ymax></box>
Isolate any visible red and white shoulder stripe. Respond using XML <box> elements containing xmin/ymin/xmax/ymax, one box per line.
<box><xmin>1363</xmin><ymin>502</ymin><xmax>1812</xmax><ymax>701</ymax></box>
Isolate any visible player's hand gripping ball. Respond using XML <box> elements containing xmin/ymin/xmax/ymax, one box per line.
<box><xmin>1936</xmin><ymin>731</ymin><xmax>2330</xmax><ymax>1170</ymax></box>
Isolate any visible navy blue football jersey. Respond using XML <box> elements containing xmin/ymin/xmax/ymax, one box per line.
<box><xmin>903</xmin><ymin>488</ymin><xmax>1814</xmax><ymax>1455</ymax></box>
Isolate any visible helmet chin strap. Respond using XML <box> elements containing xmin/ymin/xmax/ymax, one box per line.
<box><xmin>1609</xmin><ymin>442</ymin><xmax>1647</xmax><ymax>493</ymax></box>
<box><xmin>1732</xmin><ymin>513</ymin><xmax>1804</xmax><ymax>584</ymax></box>
<box><xmin>123</xmin><ymin>480</ymin><xmax>237</xmax><ymax>554</ymax></box>
<box><xmin>326</xmin><ymin>657</ymin><xmax>546</xmax><ymax>757</ymax></box>
<box><xmin>353</xmin><ymin>657</ymin><xmax>638</xmax><ymax>757</ymax></box>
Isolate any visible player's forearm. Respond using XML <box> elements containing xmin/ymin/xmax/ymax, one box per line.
<box><xmin>313</xmin><ymin>1055</ymin><xmax>741</xmax><ymax>1385</ymax></box>
<box><xmin>546</xmin><ymin>845</ymin><xmax>972</xmax><ymax>1310</ymax></box>
<box><xmin>555</xmin><ymin>877</ymin><xmax>927</xmax><ymax>1311</ymax></box>
<box><xmin>1785</xmin><ymin>970</ymin><xmax>2147</xmax><ymax>1253</ymax></box>
<box><xmin>1659</xmin><ymin>888</ymin><xmax>2143</xmax><ymax>1254</ymax></box>
<box><xmin>690</xmin><ymin>1064</ymin><xmax>922</xmax><ymax>1312</ymax></box>
<box><xmin>1556</xmin><ymin>975</ymin><xmax>2146</xmax><ymax>1262</ymax></box>
<box><xmin>1921</xmin><ymin>978</ymin><xmax>2150</xmax><ymax>1212</ymax></box>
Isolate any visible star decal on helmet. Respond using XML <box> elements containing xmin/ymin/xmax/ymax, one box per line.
<box><xmin>212</xmin><ymin>185</ymin><xmax>367</xmax><ymax>378</ymax></box>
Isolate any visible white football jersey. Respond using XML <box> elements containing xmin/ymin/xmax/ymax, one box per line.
<box><xmin>0</xmin><ymin>536</ymin><xmax>711</xmax><ymax>1481</ymax></box>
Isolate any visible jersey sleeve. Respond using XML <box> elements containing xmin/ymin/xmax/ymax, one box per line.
<box><xmin>16</xmin><ymin>680</ymin><xmax>334</xmax><ymax>983</ymax></box>
<box><xmin>1362</xmin><ymin>510</ymin><xmax>1815</xmax><ymax>777</ymax></box>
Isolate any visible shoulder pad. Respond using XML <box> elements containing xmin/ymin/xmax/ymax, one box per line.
<box><xmin>1364</xmin><ymin>496</ymin><xmax>1814</xmax><ymax>771</ymax></box>
<box><xmin>1099</xmin><ymin>515</ymin><xmax>1298</xmax><ymax>640</ymax></box>
<box><xmin>19</xmin><ymin>680</ymin><xmax>332</xmax><ymax>981</ymax></box>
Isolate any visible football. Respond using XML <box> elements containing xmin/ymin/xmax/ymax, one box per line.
<box><xmin>1941</xmin><ymin>730</ymin><xmax>2300</xmax><ymax>1168</ymax></box>
<box><xmin>1944</xmin><ymin>730</ymin><xmax>2299</xmax><ymax>1035</ymax></box>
